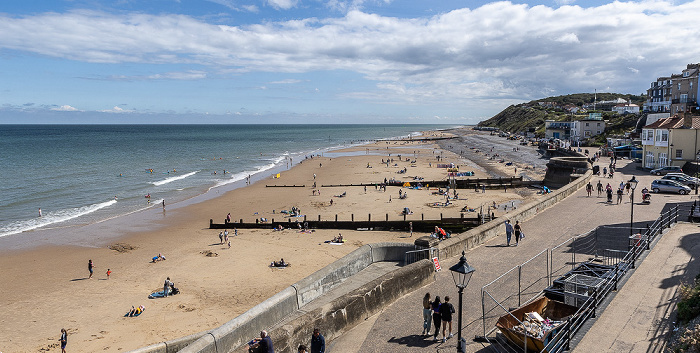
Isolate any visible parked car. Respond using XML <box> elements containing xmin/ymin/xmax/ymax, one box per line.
<box><xmin>662</xmin><ymin>173</ymin><xmax>700</xmax><ymax>189</ymax></box>
<box><xmin>651</xmin><ymin>179</ymin><xmax>691</xmax><ymax>194</ymax></box>
<box><xmin>650</xmin><ymin>166</ymin><xmax>683</xmax><ymax>175</ymax></box>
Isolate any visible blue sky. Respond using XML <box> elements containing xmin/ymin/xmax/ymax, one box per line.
<box><xmin>0</xmin><ymin>0</ymin><xmax>698</xmax><ymax>124</ymax></box>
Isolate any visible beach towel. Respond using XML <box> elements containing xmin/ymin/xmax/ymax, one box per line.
<box><xmin>148</xmin><ymin>288</ymin><xmax>171</xmax><ymax>299</ymax></box>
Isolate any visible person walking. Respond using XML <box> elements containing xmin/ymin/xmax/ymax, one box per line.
<box><xmin>431</xmin><ymin>296</ymin><xmax>442</xmax><ymax>341</ymax></box>
<box><xmin>597</xmin><ymin>180</ymin><xmax>603</xmax><ymax>197</ymax></box>
<box><xmin>616</xmin><ymin>188</ymin><xmax>624</xmax><ymax>204</ymax></box>
<box><xmin>422</xmin><ymin>293</ymin><xmax>432</xmax><ymax>335</ymax></box>
<box><xmin>625</xmin><ymin>181</ymin><xmax>631</xmax><ymax>194</ymax></box>
<box><xmin>439</xmin><ymin>296</ymin><xmax>455</xmax><ymax>342</ymax></box>
<box><xmin>504</xmin><ymin>220</ymin><xmax>514</xmax><ymax>246</ymax></box>
<box><xmin>586</xmin><ymin>182</ymin><xmax>593</xmax><ymax>197</ymax></box>
<box><xmin>514</xmin><ymin>221</ymin><xmax>522</xmax><ymax>246</ymax></box>
<box><xmin>60</xmin><ymin>328</ymin><xmax>67</xmax><ymax>353</ymax></box>
<box><xmin>310</xmin><ymin>328</ymin><xmax>325</xmax><ymax>353</ymax></box>
<box><xmin>88</xmin><ymin>260</ymin><xmax>94</xmax><ymax>279</ymax></box>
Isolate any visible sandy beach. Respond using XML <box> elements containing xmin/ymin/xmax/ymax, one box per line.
<box><xmin>0</xmin><ymin>128</ymin><xmax>545</xmax><ymax>352</ymax></box>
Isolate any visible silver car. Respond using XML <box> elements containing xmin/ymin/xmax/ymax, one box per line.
<box><xmin>662</xmin><ymin>173</ymin><xmax>700</xmax><ymax>189</ymax></box>
<box><xmin>651</xmin><ymin>179</ymin><xmax>691</xmax><ymax>194</ymax></box>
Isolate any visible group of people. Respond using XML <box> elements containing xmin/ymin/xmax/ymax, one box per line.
<box><xmin>423</xmin><ymin>293</ymin><xmax>456</xmax><ymax>342</ymax></box>
<box><xmin>249</xmin><ymin>328</ymin><xmax>325</xmax><ymax>353</ymax></box>
<box><xmin>271</xmin><ymin>258</ymin><xmax>289</xmax><ymax>267</ymax></box>
<box><xmin>503</xmin><ymin>220</ymin><xmax>524</xmax><ymax>246</ymax></box>
<box><xmin>330</xmin><ymin>234</ymin><xmax>344</xmax><ymax>243</ymax></box>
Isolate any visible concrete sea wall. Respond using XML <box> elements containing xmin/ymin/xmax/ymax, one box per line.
<box><xmin>129</xmin><ymin>243</ymin><xmax>422</xmax><ymax>353</ymax></box>
<box><xmin>131</xmin><ymin>166</ymin><xmax>592</xmax><ymax>353</ymax></box>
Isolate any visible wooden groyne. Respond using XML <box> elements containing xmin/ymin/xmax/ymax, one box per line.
<box><xmin>321</xmin><ymin>176</ymin><xmax>541</xmax><ymax>189</ymax></box>
<box><xmin>211</xmin><ymin>213</ymin><xmax>484</xmax><ymax>233</ymax></box>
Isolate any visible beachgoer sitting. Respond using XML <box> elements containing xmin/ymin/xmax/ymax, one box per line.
<box><xmin>271</xmin><ymin>258</ymin><xmax>289</xmax><ymax>267</ymax></box>
<box><xmin>274</xmin><ymin>225</ymin><xmax>284</xmax><ymax>231</ymax></box>
<box><xmin>169</xmin><ymin>283</ymin><xmax>180</xmax><ymax>295</ymax></box>
<box><xmin>151</xmin><ymin>254</ymin><xmax>166</xmax><ymax>262</ymax></box>
<box><xmin>127</xmin><ymin>305</ymin><xmax>146</xmax><ymax>317</ymax></box>
<box><xmin>331</xmin><ymin>234</ymin><xmax>344</xmax><ymax>243</ymax></box>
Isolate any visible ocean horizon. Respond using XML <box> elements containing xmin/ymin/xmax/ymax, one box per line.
<box><xmin>0</xmin><ymin>124</ymin><xmax>454</xmax><ymax>245</ymax></box>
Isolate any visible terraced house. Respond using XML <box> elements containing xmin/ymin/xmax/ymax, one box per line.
<box><xmin>641</xmin><ymin>114</ymin><xmax>700</xmax><ymax>170</ymax></box>
<box><xmin>644</xmin><ymin>63</ymin><xmax>700</xmax><ymax>114</ymax></box>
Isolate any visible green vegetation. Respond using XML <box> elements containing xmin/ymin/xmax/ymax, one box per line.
<box><xmin>678</xmin><ymin>274</ymin><xmax>700</xmax><ymax>323</ymax></box>
<box><xmin>669</xmin><ymin>274</ymin><xmax>700</xmax><ymax>352</ymax></box>
<box><xmin>477</xmin><ymin>93</ymin><xmax>646</xmax><ymax>144</ymax></box>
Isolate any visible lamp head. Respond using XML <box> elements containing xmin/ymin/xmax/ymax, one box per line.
<box><xmin>628</xmin><ymin>176</ymin><xmax>638</xmax><ymax>190</ymax></box>
<box><xmin>449</xmin><ymin>251</ymin><xmax>476</xmax><ymax>289</ymax></box>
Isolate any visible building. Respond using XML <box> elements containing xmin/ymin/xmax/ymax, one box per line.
<box><xmin>670</xmin><ymin>64</ymin><xmax>699</xmax><ymax>115</ymax></box>
<box><xmin>544</xmin><ymin>114</ymin><xmax>605</xmax><ymax>143</ymax></box>
<box><xmin>641</xmin><ymin>114</ymin><xmax>700</xmax><ymax>169</ymax></box>
<box><xmin>644</xmin><ymin>63</ymin><xmax>699</xmax><ymax>114</ymax></box>
<box><xmin>612</xmin><ymin>102</ymin><xmax>640</xmax><ymax>114</ymax></box>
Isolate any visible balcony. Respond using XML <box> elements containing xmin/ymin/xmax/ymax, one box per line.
<box><xmin>672</xmin><ymin>98</ymin><xmax>696</xmax><ymax>104</ymax></box>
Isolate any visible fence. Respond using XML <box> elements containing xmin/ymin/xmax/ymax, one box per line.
<box><xmin>404</xmin><ymin>247</ymin><xmax>439</xmax><ymax>266</ymax></box>
<box><xmin>479</xmin><ymin>204</ymin><xmax>681</xmax><ymax>352</ymax></box>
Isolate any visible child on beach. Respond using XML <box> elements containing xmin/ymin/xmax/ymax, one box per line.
<box><xmin>106</xmin><ymin>268</ymin><xmax>111</xmax><ymax>279</ymax></box>
<box><xmin>88</xmin><ymin>259</ymin><xmax>94</xmax><ymax>279</ymax></box>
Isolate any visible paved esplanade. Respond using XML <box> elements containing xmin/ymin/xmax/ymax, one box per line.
<box><xmin>330</xmin><ymin>157</ymin><xmax>694</xmax><ymax>353</ymax></box>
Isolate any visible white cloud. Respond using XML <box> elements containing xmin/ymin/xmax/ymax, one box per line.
<box><xmin>100</xmin><ymin>106</ymin><xmax>134</xmax><ymax>113</ymax></box>
<box><xmin>270</xmin><ymin>79</ymin><xmax>303</xmax><ymax>84</ymax></box>
<box><xmin>242</xmin><ymin>4</ymin><xmax>259</xmax><ymax>12</ymax></box>
<box><xmin>556</xmin><ymin>32</ymin><xmax>579</xmax><ymax>43</ymax></box>
<box><xmin>51</xmin><ymin>105</ymin><xmax>79</xmax><ymax>111</ymax></box>
<box><xmin>0</xmin><ymin>1</ymin><xmax>699</xmax><ymax>112</ymax></box>
<box><xmin>267</xmin><ymin>0</ymin><xmax>298</xmax><ymax>10</ymax></box>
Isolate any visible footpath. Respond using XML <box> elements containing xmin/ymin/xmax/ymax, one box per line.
<box><xmin>573</xmin><ymin>222</ymin><xmax>700</xmax><ymax>353</ymax></box>
<box><xmin>329</xmin><ymin>157</ymin><xmax>697</xmax><ymax>353</ymax></box>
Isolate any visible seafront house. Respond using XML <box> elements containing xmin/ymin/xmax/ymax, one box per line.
<box><xmin>644</xmin><ymin>63</ymin><xmax>699</xmax><ymax>114</ymax></box>
<box><xmin>641</xmin><ymin>114</ymin><xmax>700</xmax><ymax>170</ymax></box>
<box><xmin>544</xmin><ymin>113</ymin><xmax>606</xmax><ymax>145</ymax></box>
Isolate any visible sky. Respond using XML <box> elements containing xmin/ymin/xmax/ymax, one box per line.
<box><xmin>0</xmin><ymin>0</ymin><xmax>699</xmax><ymax>124</ymax></box>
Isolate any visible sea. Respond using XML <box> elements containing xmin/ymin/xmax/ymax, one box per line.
<box><xmin>0</xmin><ymin>124</ymin><xmax>451</xmax><ymax>245</ymax></box>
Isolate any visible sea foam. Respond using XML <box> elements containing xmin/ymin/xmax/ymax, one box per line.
<box><xmin>0</xmin><ymin>199</ymin><xmax>117</xmax><ymax>237</ymax></box>
<box><xmin>151</xmin><ymin>171</ymin><xmax>198</xmax><ymax>186</ymax></box>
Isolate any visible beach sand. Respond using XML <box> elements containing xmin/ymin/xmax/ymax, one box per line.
<box><xmin>0</xmin><ymin>129</ymin><xmax>543</xmax><ymax>352</ymax></box>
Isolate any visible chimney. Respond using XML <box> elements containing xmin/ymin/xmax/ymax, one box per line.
<box><xmin>683</xmin><ymin>111</ymin><xmax>692</xmax><ymax>128</ymax></box>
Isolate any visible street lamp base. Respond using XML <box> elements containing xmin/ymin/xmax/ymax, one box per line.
<box><xmin>457</xmin><ymin>337</ymin><xmax>467</xmax><ymax>353</ymax></box>
<box><xmin>473</xmin><ymin>335</ymin><xmax>490</xmax><ymax>343</ymax></box>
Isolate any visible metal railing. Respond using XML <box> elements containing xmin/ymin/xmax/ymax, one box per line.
<box><xmin>480</xmin><ymin>204</ymin><xmax>681</xmax><ymax>352</ymax></box>
<box><xmin>404</xmin><ymin>247</ymin><xmax>439</xmax><ymax>266</ymax></box>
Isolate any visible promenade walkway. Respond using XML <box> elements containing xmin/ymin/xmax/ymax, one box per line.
<box><xmin>330</xmin><ymin>157</ymin><xmax>696</xmax><ymax>353</ymax></box>
<box><xmin>573</xmin><ymin>222</ymin><xmax>700</xmax><ymax>353</ymax></box>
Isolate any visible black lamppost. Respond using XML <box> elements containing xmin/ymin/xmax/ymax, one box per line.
<box><xmin>629</xmin><ymin>176</ymin><xmax>638</xmax><ymax>237</ymax></box>
<box><xmin>449</xmin><ymin>251</ymin><xmax>476</xmax><ymax>353</ymax></box>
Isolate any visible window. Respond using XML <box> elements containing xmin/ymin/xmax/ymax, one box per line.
<box><xmin>597</xmin><ymin>123</ymin><xmax>601</xmax><ymax>126</ymax></box>
<box><xmin>585</xmin><ymin>122</ymin><xmax>589</xmax><ymax>127</ymax></box>
<box><xmin>679</xmin><ymin>83</ymin><xmax>682</xmax><ymax>90</ymax></box>
<box><xmin>676</xmin><ymin>149</ymin><xmax>683</xmax><ymax>159</ymax></box>
<box><xmin>645</xmin><ymin>152</ymin><xmax>655</xmax><ymax>168</ymax></box>
<box><xmin>659</xmin><ymin>152</ymin><xmax>668</xmax><ymax>167</ymax></box>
